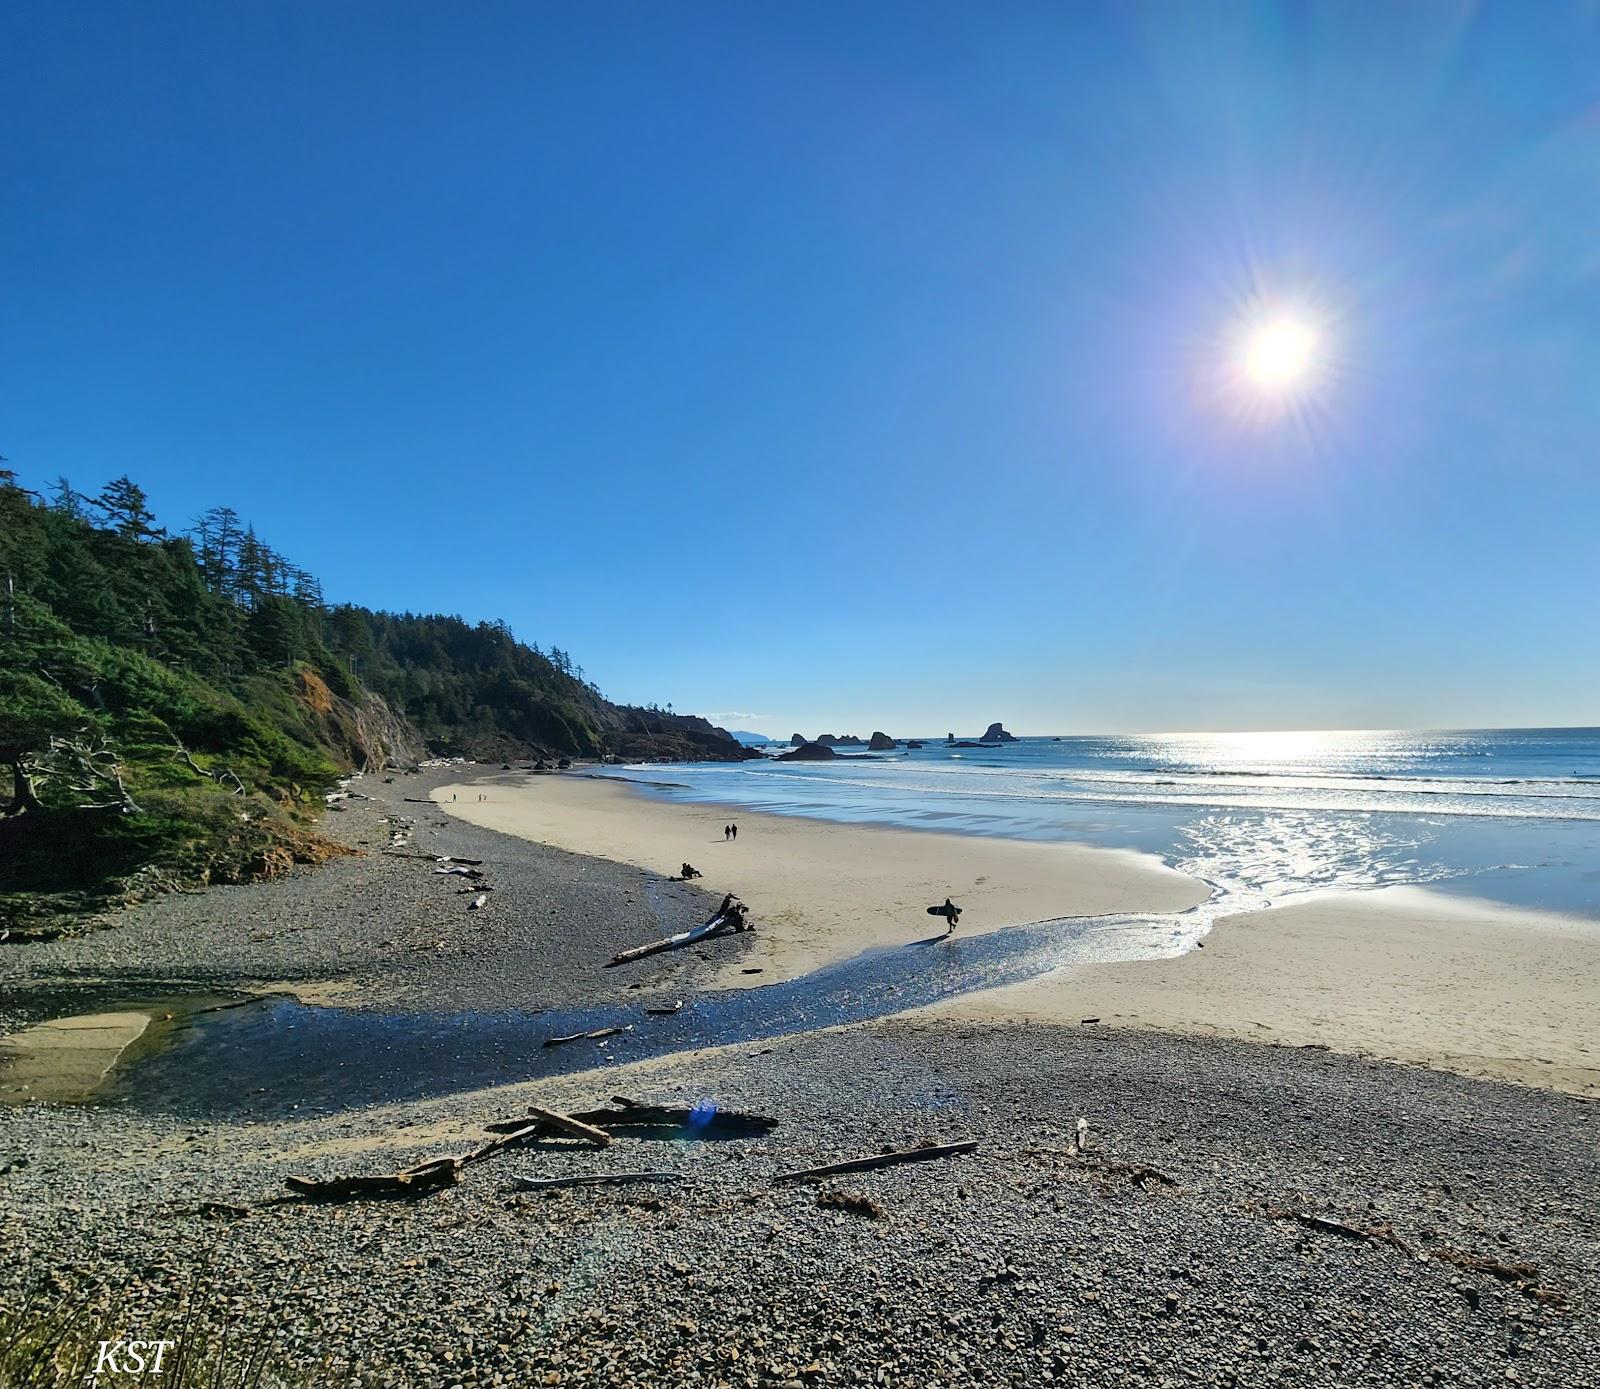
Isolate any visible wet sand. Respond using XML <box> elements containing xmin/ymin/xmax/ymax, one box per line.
<box><xmin>932</xmin><ymin>885</ymin><xmax>1600</xmax><ymax>1097</ymax></box>
<box><xmin>0</xmin><ymin>1010</ymin><xmax>151</xmax><ymax>1102</ymax></box>
<box><xmin>434</xmin><ymin>773</ymin><xmax>1210</xmax><ymax>986</ymax></box>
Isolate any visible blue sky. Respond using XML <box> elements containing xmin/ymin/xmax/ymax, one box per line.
<box><xmin>4</xmin><ymin>2</ymin><xmax>1598</xmax><ymax>735</ymax></box>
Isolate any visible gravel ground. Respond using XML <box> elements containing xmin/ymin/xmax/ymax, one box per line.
<box><xmin>2</xmin><ymin>1019</ymin><xmax>1595</xmax><ymax>1388</ymax></box>
<box><xmin>2</xmin><ymin>767</ymin><xmax>1597</xmax><ymax>1387</ymax></box>
<box><xmin>0</xmin><ymin>766</ymin><xmax>738</xmax><ymax>1026</ymax></box>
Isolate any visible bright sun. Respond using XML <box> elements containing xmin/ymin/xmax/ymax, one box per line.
<box><xmin>1241</xmin><ymin>316</ymin><xmax>1319</xmax><ymax>390</ymax></box>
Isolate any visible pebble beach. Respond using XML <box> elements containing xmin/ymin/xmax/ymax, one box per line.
<box><xmin>2</xmin><ymin>768</ymin><xmax>1597</xmax><ymax>1387</ymax></box>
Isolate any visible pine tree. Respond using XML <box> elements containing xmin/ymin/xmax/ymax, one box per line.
<box><xmin>192</xmin><ymin>506</ymin><xmax>243</xmax><ymax>597</ymax></box>
<box><xmin>50</xmin><ymin>477</ymin><xmax>88</xmax><ymax>520</ymax></box>
<box><xmin>92</xmin><ymin>476</ymin><xmax>165</xmax><ymax>541</ymax></box>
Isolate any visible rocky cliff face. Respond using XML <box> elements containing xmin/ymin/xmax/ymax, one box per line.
<box><xmin>983</xmin><ymin>722</ymin><xmax>1019</xmax><ymax>742</ymax></box>
<box><xmin>296</xmin><ymin>670</ymin><xmax>429</xmax><ymax>771</ymax></box>
<box><xmin>600</xmin><ymin>707</ymin><xmax>763</xmax><ymax>764</ymax></box>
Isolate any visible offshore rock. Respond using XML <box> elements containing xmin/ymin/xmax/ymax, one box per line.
<box><xmin>868</xmin><ymin>731</ymin><xmax>896</xmax><ymax>751</ymax></box>
<box><xmin>777</xmin><ymin>741</ymin><xmax>839</xmax><ymax>761</ymax></box>
<box><xmin>982</xmin><ymin>722</ymin><xmax>1019</xmax><ymax>743</ymax></box>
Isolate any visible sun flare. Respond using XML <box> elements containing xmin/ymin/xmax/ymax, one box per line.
<box><xmin>1241</xmin><ymin>316</ymin><xmax>1318</xmax><ymax>390</ymax></box>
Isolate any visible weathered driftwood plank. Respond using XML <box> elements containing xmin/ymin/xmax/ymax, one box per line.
<box><xmin>517</xmin><ymin>1105</ymin><xmax>612</xmax><ymax>1146</ymax></box>
<box><xmin>462</xmin><ymin>1120</ymin><xmax>546</xmax><ymax>1166</ymax></box>
<box><xmin>774</xmin><ymin>1140</ymin><xmax>978</xmax><ymax>1183</ymax></box>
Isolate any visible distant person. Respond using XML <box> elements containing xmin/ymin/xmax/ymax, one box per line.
<box><xmin>724</xmin><ymin>825</ymin><xmax>730</xmax><ymax>841</ymax></box>
<box><xmin>926</xmin><ymin>898</ymin><xmax>962</xmax><ymax>934</ymax></box>
<box><xmin>731</xmin><ymin>823</ymin><xmax>738</xmax><ymax>840</ymax></box>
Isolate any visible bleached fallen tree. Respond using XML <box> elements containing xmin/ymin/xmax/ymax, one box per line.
<box><xmin>27</xmin><ymin>732</ymin><xmax>143</xmax><ymax>815</ymax></box>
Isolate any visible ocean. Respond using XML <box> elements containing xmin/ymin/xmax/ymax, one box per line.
<box><xmin>602</xmin><ymin>728</ymin><xmax>1600</xmax><ymax>919</ymax></box>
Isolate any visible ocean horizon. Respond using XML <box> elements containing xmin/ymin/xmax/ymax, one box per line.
<box><xmin>604</xmin><ymin>726</ymin><xmax>1600</xmax><ymax>920</ymax></box>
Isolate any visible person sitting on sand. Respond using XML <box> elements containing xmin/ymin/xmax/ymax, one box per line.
<box><xmin>926</xmin><ymin>897</ymin><xmax>962</xmax><ymax>934</ymax></box>
<box><xmin>681</xmin><ymin>862</ymin><xmax>701</xmax><ymax>879</ymax></box>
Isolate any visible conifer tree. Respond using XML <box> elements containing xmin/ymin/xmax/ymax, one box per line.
<box><xmin>50</xmin><ymin>476</ymin><xmax>88</xmax><ymax>519</ymax></box>
<box><xmin>92</xmin><ymin>476</ymin><xmax>165</xmax><ymax>541</ymax></box>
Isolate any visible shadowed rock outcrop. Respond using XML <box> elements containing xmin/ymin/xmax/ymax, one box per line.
<box><xmin>777</xmin><ymin>741</ymin><xmax>839</xmax><ymax>762</ymax></box>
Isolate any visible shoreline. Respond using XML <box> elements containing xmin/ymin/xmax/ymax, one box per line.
<box><xmin>931</xmin><ymin>883</ymin><xmax>1600</xmax><ymax>1097</ymax></box>
<box><xmin>433</xmin><ymin>771</ymin><xmax>1211</xmax><ymax>987</ymax></box>
<box><xmin>440</xmin><ymin>768</ymin><xmax>1600</xmax><ymax>1099</ymax></box>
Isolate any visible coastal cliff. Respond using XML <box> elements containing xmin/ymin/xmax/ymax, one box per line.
<box><xmin>0</xmin><ymin>469</ymin><xmax>754</xmax><ymax>932</ymax></box>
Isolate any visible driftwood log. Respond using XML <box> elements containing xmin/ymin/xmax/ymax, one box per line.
<box><xmin>774</xmin><ymin>1139</ymin><xmax>978</xmax><ymax>1183</ymax></box>
<box><xmin>286</xmin><ymin>1157</ymin><xmax>461</xmax><ymax>1202</ymax></box>
<box><xmin>487</xmin><ymin>1095</ymin><xmax>778</xmax><ymax>1140</ymax></box>
<box><xmin>607</xmin><ymin>894</ymin><xmax>752</xmax><ymax>968</ymax></box>
<box><xmin>1259</xmin><ymin>1205</ymin><xmax>1413</xmax><ymax>1255</ymax></box>
<box><xmin>283</xmin><ymin>1106</ymin><xmax>607</xmax><ymax>1203</ymax></box>
<box><xmin>543</xmin><ymin>1026</ymin><xmax>628</xmax><ymax>1048</ymax></box>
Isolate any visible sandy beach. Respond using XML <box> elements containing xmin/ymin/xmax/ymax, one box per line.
<box><xmin>434</xmin><ymin>773</ymin><xmax>1210</xmax><ymax>985</ymax></box>
<box><xmin>437</xmin><ymin>771</ymin><xmax>1600</xmax><ymax>1098</ymax></box>
<box><xmin>933</xmin><ymin>885</ymin><xmax>1600</xmax><ymax>1097</ymax></box>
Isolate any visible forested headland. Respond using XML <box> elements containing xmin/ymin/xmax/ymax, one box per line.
<box><xmin>0</xmin><ymin>466</ymin><xmax>750</xmax><ymax>934</ymax></box>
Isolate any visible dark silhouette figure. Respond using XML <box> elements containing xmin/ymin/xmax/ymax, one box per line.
<box><xmin>724</xmin><ymin>825</ymin><xmax>731</xmax><ymax>840</ymax></box>
<box><xmin>926</xmin><ymin>898</ymin><xmax>962</xmax><ymax>934</ymax></box>
<box><xmin>680</xmin><ymin>862</ymin><xmax>701</xmax><ymax>879</ymax></box>
<box><xmin>731</xmin><ymin>823</ymin><xmax>738</xmax><ymax>840</ymax></box>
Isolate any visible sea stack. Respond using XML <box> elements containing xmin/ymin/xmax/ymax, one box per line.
<box><xmin>868</xmin><ymin>731</ymin><xmax>896</xmax><ymax>751</ymax></box>
<box><xmin>982</xmin><ymin>722</ymin><xmax>1019</xmax><ymax>743</ymax></box>
<box><xmin>777</xmin><ymin>741</ymin><xmax>838</xmax><ymax>761</ymax></box>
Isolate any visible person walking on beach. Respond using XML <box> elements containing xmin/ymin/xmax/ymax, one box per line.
<box><xmin>723</xmin><ymin>824</ymin><xmax>730</xmax><ymax>840</ymax></box>
<box><xmin>926</xmin><ymin>897</ymin><xmax>962</xmax><ymax>935</ymax></box>
<box><xmin>731</xmin><ymin>823</ymin><xmax>738</xmax><ymax>840</ymax></box>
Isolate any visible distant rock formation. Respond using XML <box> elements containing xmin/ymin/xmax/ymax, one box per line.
<box><xmin>790</xmin><ymin>733</ymin><xmax>807</xmax><ymax>747</ymax></box>
<box><xmin>816</xmin><ymin>734</ymin><xmax>864</xmax><ymax>747</ymax></box>
<box><xmin>982</xmin><ymin>722</ymin><xmax>1019</xmax><ymax>743</ymax></box>
<box><xmin>906</xmin><ymin>739</ymin><xmax>924</xmax><ymax>749</ymax></box>
<box><xmin>777</xmin><ymin>741</ymin><xmax>838</xmax><ymax>762</ymax></box>
<box><xmin>946</xmin><ymin>733</ymin><xmax>956</xmax><ymax>744</ymax></box>
<box><xmin>868</xmin><ymin>731</ymin><xmax>895</xmax><ymax>751</ymax></box>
